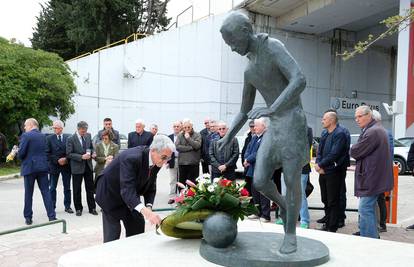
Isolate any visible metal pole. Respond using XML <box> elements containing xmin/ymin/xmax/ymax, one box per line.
<box><xmin>0</xmin><ymin>219</ymin><xmax>67</xmax><ymax>236</ymax></box>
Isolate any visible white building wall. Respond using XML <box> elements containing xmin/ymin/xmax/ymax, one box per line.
<box><xmin>65</xmin><ymin>12</ymin><xmax>395</xmax><ymax>138</ymax></box>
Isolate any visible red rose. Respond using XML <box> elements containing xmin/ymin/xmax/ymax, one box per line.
<box><xmin>240</xmin><ymin>188</ymin><xmax>249</xmax><ymax>197</ymax></box>
<box><xmin>219</xmin><ymin>179</ymin><xmax>232</xmax><ymax>187</ymax></box>
<box><xmin>186</xmin><ymin>188</ymin><xmax>196</xmax><ymax>197</ymax></box>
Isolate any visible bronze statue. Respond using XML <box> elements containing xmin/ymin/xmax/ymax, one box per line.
<box><xmin>218</xmin><ymin>11</ymin><xmax>309</xmax><ymax>254</ymax></box>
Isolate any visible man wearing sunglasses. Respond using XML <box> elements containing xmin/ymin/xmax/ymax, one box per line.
<box><xmin>209</xmin><ymin>121</ymin><xmax>239</xmax><ymax>180</ymax></box>
<box><xmin>95</xmin><ymin>135</ymin><xmax>175</xmax><ymax>242</ymax></box>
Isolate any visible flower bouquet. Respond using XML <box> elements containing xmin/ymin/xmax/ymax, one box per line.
<box><xmin>159</xmin><ymin>174</ymin><xmax>258</xmax><ymax>239</ymax></box>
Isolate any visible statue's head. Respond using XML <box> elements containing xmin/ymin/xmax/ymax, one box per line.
<box><xmin>220</xmin><ymin>12</ymin><xmax>253</xmax><ymax>56</ymax></box>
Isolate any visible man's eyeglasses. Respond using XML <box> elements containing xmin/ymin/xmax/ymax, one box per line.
<box><xmin>160</xmin><ymin>154</ymin><xmax>171</xmax><ymax>161</ymax></box>
<box><xmin>249</xmin><ymin>125</ymin><xmax>254</xmax><ymax>128</ymax></box>
<box><xmin>218</xmin><ymin>128</ymin><xmax>226</xmax><ymax>130</ymax></box>
<box><xmin>354</xmin><ymin>113</ymin><xmax>368</xmax><ymax>120</ymax></box>
<box><xmin>173</xmin><ymin>125</ymin><xmax>180</xmax><ymax>128</ymax></box>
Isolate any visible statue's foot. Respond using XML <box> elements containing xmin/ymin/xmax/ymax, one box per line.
<box><xmin>279</xmin><ymin>234</ymin><xmax>297</xmax><ymax>254</ymax></box>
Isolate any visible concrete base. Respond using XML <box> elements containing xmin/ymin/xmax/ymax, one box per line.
<box><xmin>58</xmin><ymin>220</ymin><xmax>414</xmax><ymax>267</ymax></box>
<box><xmin>200</xmin><ymin>232</ymin><xmax>329</xmax><ymax>267</ymax></box>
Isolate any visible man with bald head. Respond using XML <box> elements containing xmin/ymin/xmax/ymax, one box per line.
<box><xmin>315</xmin><ymin>111</ymin><xmax>350</xmax><ymax>232</ymax></box>
<box><xmin>18</xmin><ymin>118</ymin><xmax>56</xmax><ymax>225</ymax></box>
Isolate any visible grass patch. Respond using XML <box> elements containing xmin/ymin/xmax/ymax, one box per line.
<box><xmin>0</xmin><ymin>163</ymin><xmax>20</xmax><ymax>176</ymax></box>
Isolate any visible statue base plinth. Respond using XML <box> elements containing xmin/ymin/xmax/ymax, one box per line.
<box><xmin>200</xmin><ymin>232</ymin><xmax>329</xmax><ymax>267</ymax></box>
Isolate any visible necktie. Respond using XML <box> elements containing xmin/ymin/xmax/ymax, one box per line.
<box><xmin>81</xmin><ymin>136</ymin><xmax>87</xmax><ymax>150</ymax></box>
<box><xmin>58</xmin><ymin>135</ymin><xmax>62</xmax><ymax>143</ymax></box>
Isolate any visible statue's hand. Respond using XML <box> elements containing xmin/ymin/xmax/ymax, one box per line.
<box><xmin>247</xmin><ymin>107</ymin><xmax>271</xmax><ymax>119</ymax></box>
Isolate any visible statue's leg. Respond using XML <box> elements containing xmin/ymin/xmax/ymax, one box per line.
<box><xmin>278</xmin><ymin>158</ymin><xmax>302</xmax><ymax>254</ymax></box>
<box><xmin>253</xmin><ymin>137</ymin><xmax>285</xmax><ymax>212</ymax></box>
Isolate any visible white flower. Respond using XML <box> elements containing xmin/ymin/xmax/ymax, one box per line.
<box><xmin>213</xmin><ymin>178</ymin><xmax>220</xmax><ymax>184</ymax></box>
<box><xmin>203</xmin><ymin>173</ymin><xmax>211</xmax><ymax>179</ymax></box>
<box><xmin>198</xmin><ymin>183</ymin><xmax>206</xmax><ymax>192</ymax></box>
<box><xmin>207</xmin><ymin>185</ymin><xmax>215</xmax><ymax>192</ymax></box>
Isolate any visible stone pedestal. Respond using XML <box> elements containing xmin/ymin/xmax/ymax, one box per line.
<box><xmin>200</xmin><ymin>232</ymin><xmax>329</xmax><ymax>267</ymax></box>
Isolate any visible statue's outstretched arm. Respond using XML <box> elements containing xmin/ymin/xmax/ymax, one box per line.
<box><xmin>219</xmin><ymin>80</ymin><xmax>255</xmax><ymax>148</ymax></box>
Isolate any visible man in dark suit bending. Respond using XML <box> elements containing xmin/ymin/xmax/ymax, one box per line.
<box><xmin>95</xmin><ymin>135</ymin><xmax>175</xmax><ymax>242</ymax></box>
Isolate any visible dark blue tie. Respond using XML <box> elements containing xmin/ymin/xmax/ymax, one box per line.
<box><xmin>81</xmin><ymin>136</ymin><xmax>87</xmax><ymax>150</ymax></box>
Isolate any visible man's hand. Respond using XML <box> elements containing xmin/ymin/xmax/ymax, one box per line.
<box><xmin>82</xmin><ymin>153</ymin><xmax>91</xmax><ymax>160</ymax></box>
<box><xmin>218</xmin><ymin>164</ymin><xmax>227</xmax><ymax>172</ymax></box>
<box><xmin>243</xmin><ymin>160</ymin><xmax>250</xmax><ymax>168</ymax></box>
<box><xmin>141</xmin><ymin>207</ymin><xmax>161</xmax><ymax>226</ymax></box>
<box><xmin>247</xmin><ymin>107</ymin><xmax>271</xmax><ymax>119</ymax></box>
<box><xmin>184</xmin><ymin>132</ymin><xmax>190</xmax><ymax>139</ymax></box>
<box><xmin>58</xmin><ymin>157</ymin><xmax>67</xmax><ymax>166</ymax></box>
<box><xmin>314</xmin><ymin>164</ymin><xmax>321</xmax><ymax>172</ymax></box>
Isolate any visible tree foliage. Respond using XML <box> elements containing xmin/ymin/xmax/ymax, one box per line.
<box><xmin>338</xmin><ymin>8</ymin><xmax>413</xmax><ymax>60</ymax></box>
<box><xmin>0</xmin><ymin>37</ymin><xmax>76</xmax><ymax>143</ymax></box>
<box><xmin>31</xmin><ymin>0</ymin><xmax>171</xmax><ymax>60</ymax></box>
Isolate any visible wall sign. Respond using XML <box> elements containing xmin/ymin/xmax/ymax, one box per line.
<box><xmin>330</xmin><ymin>97</ymin><xmax>380</xmax><ymax>115</ymax></box>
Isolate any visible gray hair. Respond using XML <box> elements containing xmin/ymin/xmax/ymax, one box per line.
<box><xmin>26</xmin><ymin>118</ymin><xmax>39</xmax><ymax>129</ymax></box>
<box><xmin>372</xmin><ymin>110</ymin><xmax>382</xmax><ymax>121</ymax></box>
<box><xmin>135</xmin><ymin>119</ymin><xmax>145</xmax><ymax>126</ymax></box>
<box><xmin>182</xmin><ymin>118</ymin><xmax>193</xmax><ymax>126</ymax></box>
<box><xmin>150</xmin><ymin>134</ymin><xmax>175</xmax><ymax>152</ymax></box>
<box><xmin>216</xmin><ymin>121</ymin><xmax>227</xmax><ymax>128</ymax></box>
<box><xmin>77</xmin><ymin>121</ymin><xmax>88</xmax><ymax>129</ymax></box>
<box><xmin>53</xmin><ymin>120</ymin><xmax>64</xmax><ymax>128</ymax></box>
<box><xmin>150</xmin><ymin>124</ymin><xmax>158</xmax><ymax>129</ymax></box>
<box><xmin>254</xmin><ymin>117</ymin><xmax>268</xmax><ymax>128</ymax></box>
<box><xmin>356</xmin><ymin>105</ymin><xmax>372</xmax><ymax>117</ymax></box>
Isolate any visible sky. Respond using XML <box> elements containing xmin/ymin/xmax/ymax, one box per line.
<box><xmin>0</xmin><ymin>0</ymin><xmax>239</xmax><ymax>47</ymax></box>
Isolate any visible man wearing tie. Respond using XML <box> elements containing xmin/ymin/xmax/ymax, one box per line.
<box><xmin>66</xmin><ymin>121</ymin><xmax>97</xmax><ymax>216</ymax></box>
<box><xmin>46</xmin><ymin>120</ymin><xmax>73</xmax><ymax>213</ymax></box>
<box><xmin>95</xmin><ymin>135</ymin><xmax>175</xmax><ymax>242</ymax></box>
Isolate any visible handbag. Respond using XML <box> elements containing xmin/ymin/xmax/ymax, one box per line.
<box><xmin>305</xmin><ymin>177</ymin><xmax>314</xmax><ymax>198</ymax></box>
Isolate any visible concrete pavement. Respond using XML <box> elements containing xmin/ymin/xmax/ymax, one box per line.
<box><xmin>0</xmin><ymin>168</ymin><xmax>413</xmax><ymax>266</ymax></box>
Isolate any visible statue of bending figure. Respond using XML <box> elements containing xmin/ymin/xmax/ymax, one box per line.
<box><xmin>218</xmin><ymin>12</ymin><xmax>309</xmax><ymax>254</ymax></box>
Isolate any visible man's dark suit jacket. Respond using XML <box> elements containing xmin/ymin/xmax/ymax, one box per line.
<box><xmin>127</xmin><ymin>130</ymin><xmax>153</xmax><ymax>148</ymax></box>
<box><xmin>66</xmin><ymin>132</ymin><xmax>93</xmax><ymax>175</ymax></box>
<box><xmin>46</xmin><ymin>133</ymin><xmax>71</xmax><ymax>174</ymax></box>
<box><xmin>167</xmin><ymin>134</ymin><xmax>176</xmax><ymax>168</ymax></box>
<box><xmin>95</xmin><ymin>146</ymin><xmax>160</xmax><ymax>219</ymax></box>
<box><xmin>18</xmin><ymin>129</ymin><xmax>49</xmax><ymax>176</ymax></box>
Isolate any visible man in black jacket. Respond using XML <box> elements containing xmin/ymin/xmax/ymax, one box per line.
<box><xmin>46</xmin><ymin>120</ymin><xmax>73</xmax><ymax>213</ymax></box>
<box><xmin>315</xmin><ymin>111</ymin><xmax>350</xmax><ymax>232</ymax></box>
<box><xmin>209</xmin><ymin>121</ymin><xmax>239</xmax><ymax>180</ymax></box>
<box><xmin>95</xmin><ymin>135</ymin><xmax>175</xmax><ymax>242</ymax></box>
<box><xmin>127</xmin><ymin>119</ymin><xmax>153</xmax><ymax>148</ymax></box>
<box><xmin>200</xmin><ymin>118</ymin><xmax>211</xmax><ymax>174</ymax></box>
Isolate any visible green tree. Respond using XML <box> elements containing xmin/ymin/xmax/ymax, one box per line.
<box><xmin>32</xmin><ymin>0</ymin><xmax>171</xmax><ymax>60</ymax></box>
<box><xmin>0</xmin><ymin>37</ymin><xmax>76</xmax><ymax>143</ymax></box>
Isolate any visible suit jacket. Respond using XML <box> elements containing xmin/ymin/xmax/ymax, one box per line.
<box><xmin>18</xmin><ymin>129</ymin><xmax>49</xmax><ymax>176</ymax></box>
<box><xmin>243</xmin><ymin>134</ymin><xmax>264</xmax><ymax>178</ymax></box>
<box><xmin>66</xmin><ymin>132</ymin><xmax>93</xmax><ymax>175</ymax></box>
<box><xmin>95</xmin><ymin>146</ymin><xmax>160</xmax><ymax>219</ymax></box>
<box><xmin>46</xmin><ymin>133</ymin><xmax>71</xmax><ymax>174</ymax></box>
<box><xmin>167</xmin><ymin>134</ymin><xmax>176</xmax><ymax>168</ymax></box>
<box><xmin>94</xmin><ymin>141</ymin><xmax>119</xmax><ymax>176</ymax></box>
<box><xmin>127</xmin><ymin>130</ymin><xmax>153</xmax><ymax>148</ymax></box>
<box><xmin>209</xmin><ymin>136</ymin><xmax>239</xmax><ymax>172</ymax></box>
